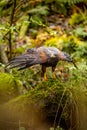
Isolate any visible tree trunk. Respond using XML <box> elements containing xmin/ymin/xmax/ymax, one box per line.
<box><xmin>0</xmin><ymin>44</ymin><xmax>8</xmax><ymax>64</ymax></box>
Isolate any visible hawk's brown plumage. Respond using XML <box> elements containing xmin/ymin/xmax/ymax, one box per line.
<box><xmin>6</xmin><ymin>46</ymin><xmax>77</xmax><ymax>80</ymax></box>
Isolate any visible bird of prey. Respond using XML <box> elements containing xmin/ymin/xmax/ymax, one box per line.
<box><xmin>6</xmin><ymin>46</ymin><xmax>77</xmax><ymax>80</ymax></box>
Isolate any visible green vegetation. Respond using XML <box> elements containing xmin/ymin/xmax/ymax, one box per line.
<box><xmin>1</xmin><ymin>63</ymin><xmax>87</xmax><ymax>130</ymax></box>
<box><xmin>0</xmin><ymin>0</ymin><xmax>87</xmax><ymax>130</ymax></box>
<box><xmin>0</xmin><ymin>72</ymin><xmax>22</xmax><ymax>103</ymax></box>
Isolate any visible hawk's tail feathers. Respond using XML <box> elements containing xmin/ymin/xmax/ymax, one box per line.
<box><xmin>6</xmin><ymin>53</ymin><xmax>38</xmax><ymax>70</ymax></box>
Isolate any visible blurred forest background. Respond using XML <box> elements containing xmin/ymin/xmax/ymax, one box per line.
<box><xmin>0</xmin><ymin>0</ymin><xmax>87</xmax><ymax>130</ymax></box>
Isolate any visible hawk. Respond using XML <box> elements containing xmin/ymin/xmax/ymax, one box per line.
<box><xmin>6</xmin><ymin>46</ymin><xmax>77</xmax><ymax>80</ymax></box>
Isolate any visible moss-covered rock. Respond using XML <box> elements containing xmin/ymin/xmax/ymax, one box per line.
<box><xmin>0</xmin><ymin>63</ymin><xmax>87</xmax><ymax>130</ymax></box>
<box><xmin>0</xmin><ymin>72</ymin><xmax>22</xmax><ymax>104</ymax></box>
<box><xmin>2</xmin><ymin>75</ymin><xmax>87</xmax><ymax>130</ymax></box>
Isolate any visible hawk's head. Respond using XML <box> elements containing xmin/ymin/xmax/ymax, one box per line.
<box><xmin>62</xmin><ymin>52</ymin><xmax>73</xmax><ymax>62</ymax></box>
<box><xmin>59</xmin><ymin>51</ymin><xmax>78</xmax><ymax>69</ymax></box>
<box><xmin>58</xmin><ymin>51</ymin><xmax>72</xmax><ymax>62</ymax></box>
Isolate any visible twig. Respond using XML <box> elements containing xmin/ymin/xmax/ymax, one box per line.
<box><xmin>9</xmin><ymin>0</ymin><xmax>16</xmax><ymax>58</ymax></box>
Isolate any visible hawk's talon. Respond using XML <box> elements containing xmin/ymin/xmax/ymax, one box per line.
<box><xmin>43</xmin><ymin>72</ymin><xmax>48</xmax><ymax>81</ymax></box>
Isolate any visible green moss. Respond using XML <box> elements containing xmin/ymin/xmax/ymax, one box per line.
<box><xmin>1</xmin><ymin>63</ymin><xmax>87</xmax><ymax>130</ymax></box>
<box><xmin>4</xmin><ymin>63</ymin><xmax>87</xmax><ymax>108</ymax></box>
<box><xmin>0</xmin><ymin>72</ymin><xmax>22</xmax><ymax>103</ymax></box>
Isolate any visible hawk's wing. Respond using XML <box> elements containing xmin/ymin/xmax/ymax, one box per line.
<box><xmin>6</xmin><ymin>47</ymin><xmax>48</xmax><ymax>70</ymax></box>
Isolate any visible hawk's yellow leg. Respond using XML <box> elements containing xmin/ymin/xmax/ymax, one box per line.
<box><xmin>42</xmin><ymin>65</ymin><xmax>48</xmax><ymax>81</ymax></box>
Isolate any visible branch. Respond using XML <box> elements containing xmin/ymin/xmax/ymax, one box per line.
<box><xmin>9</xmin><ymin>0</ymin><xmax>16</xmax><ymax>58</ymax></box>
